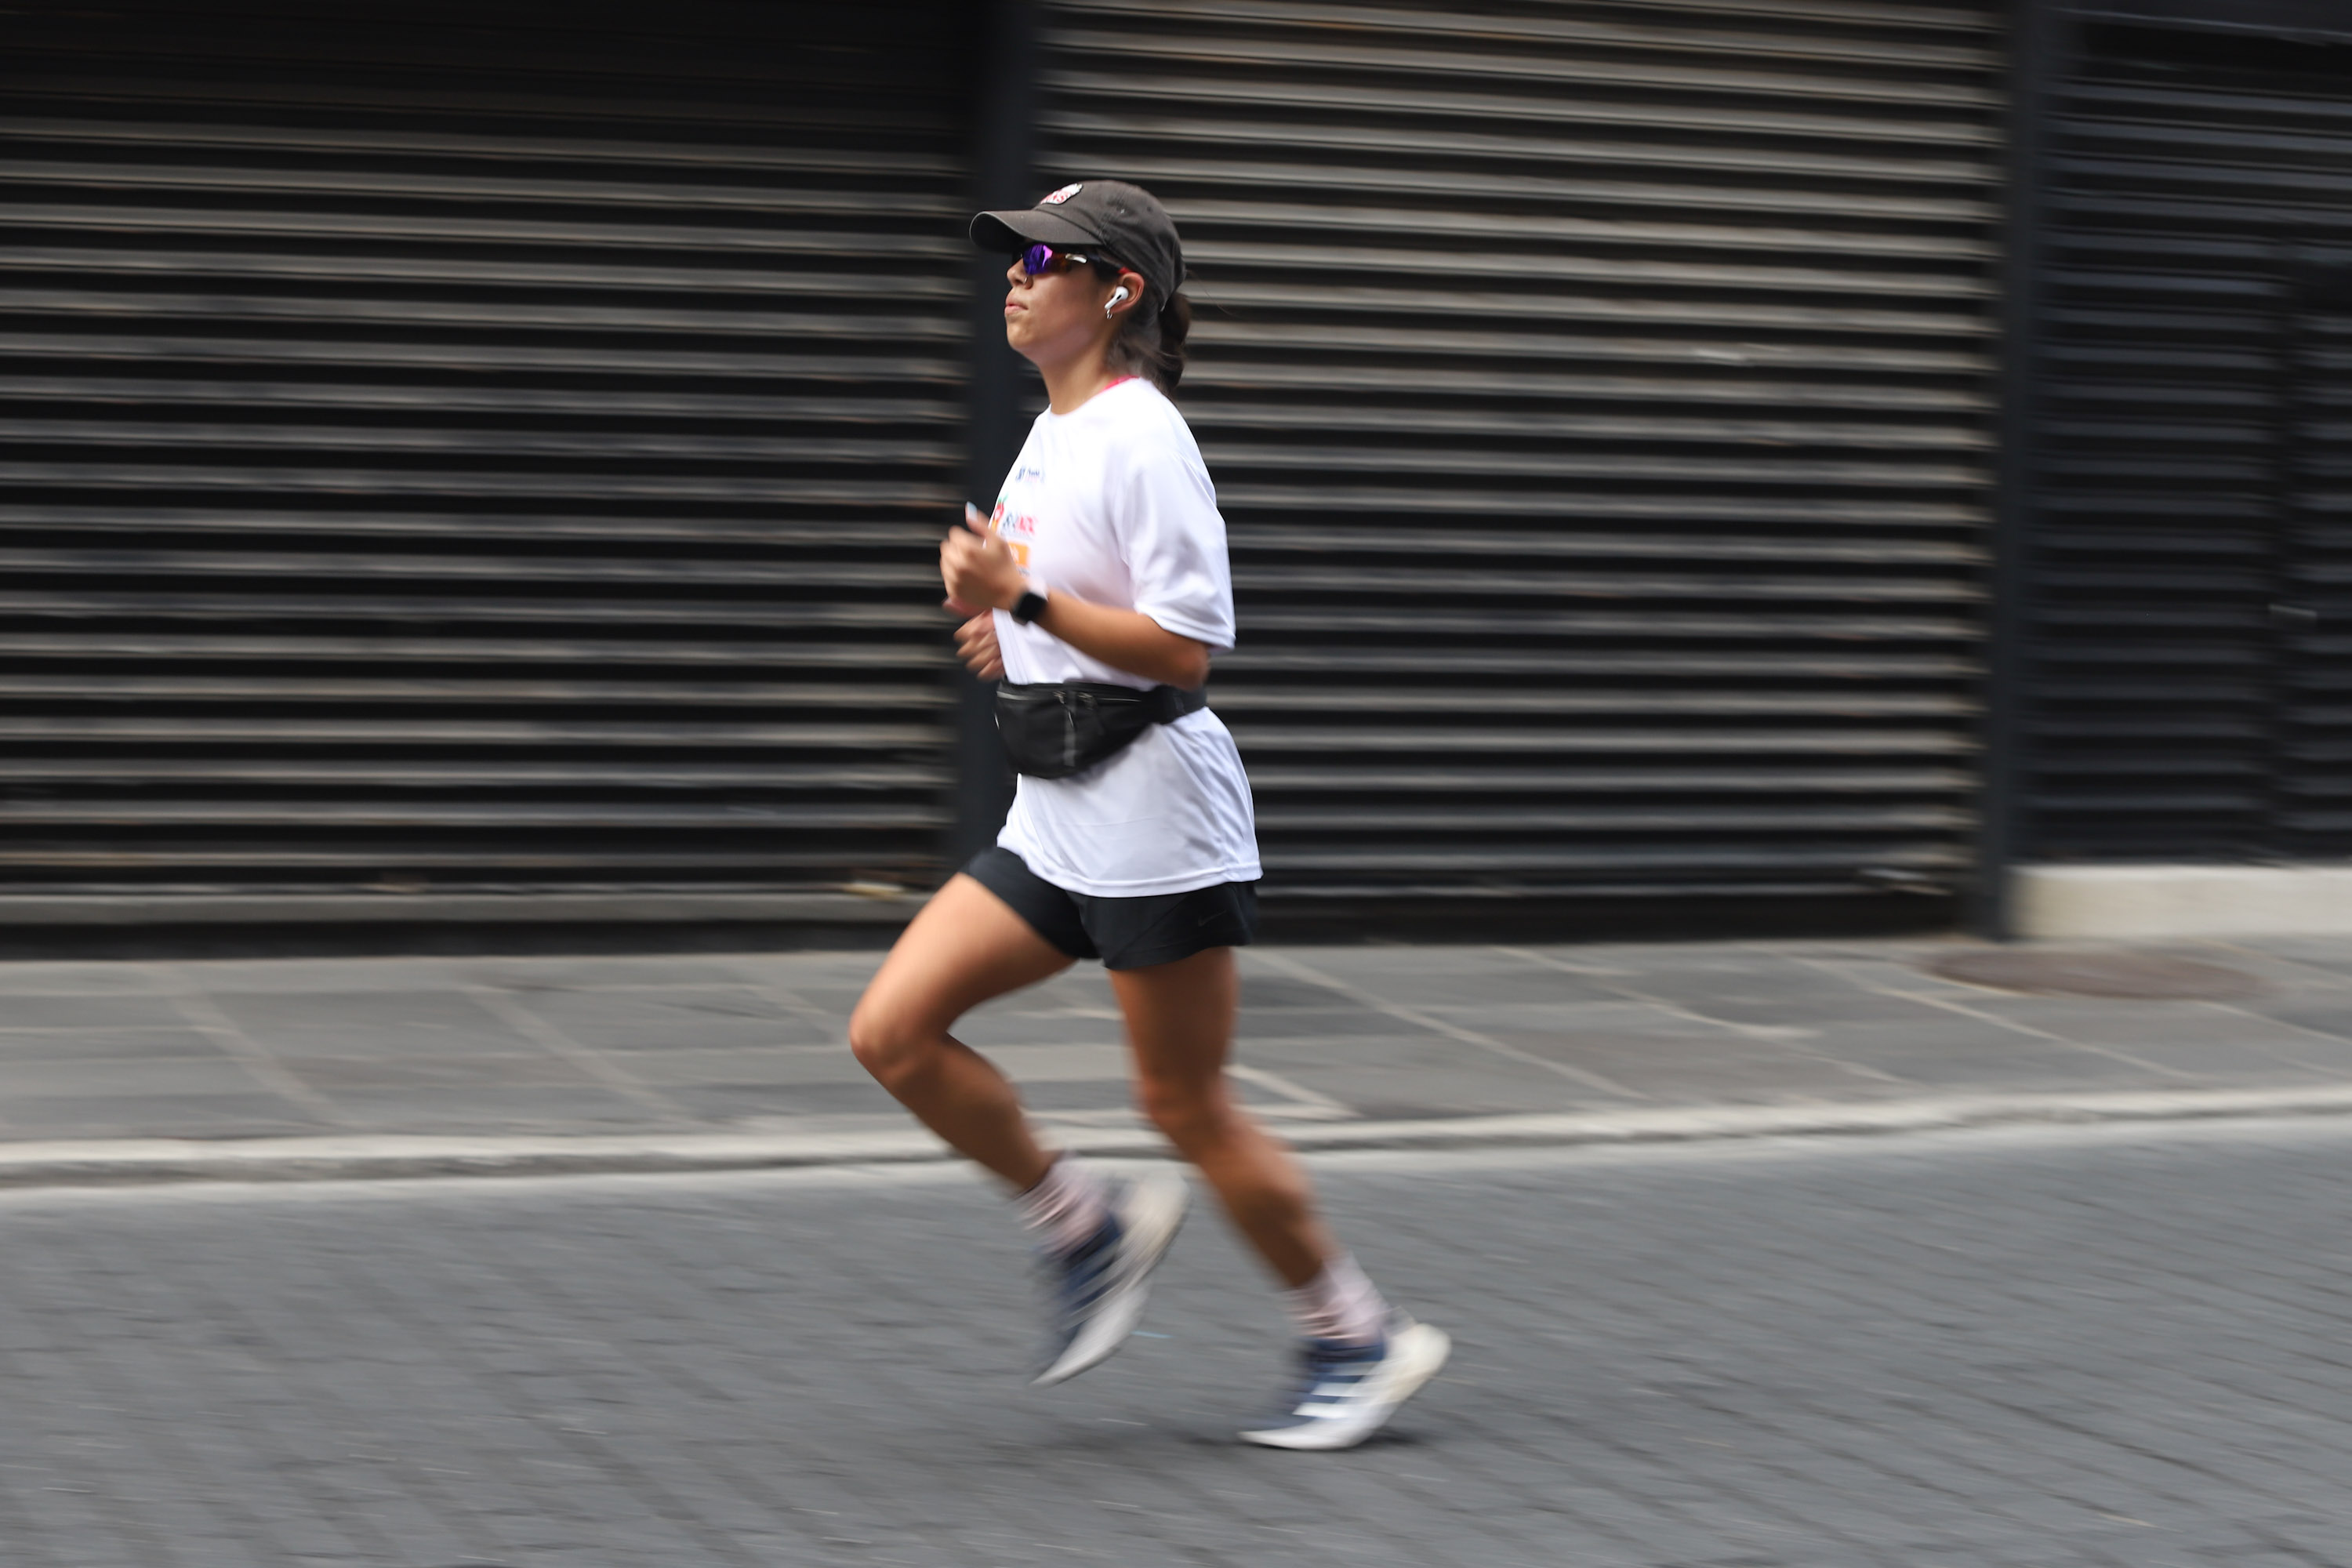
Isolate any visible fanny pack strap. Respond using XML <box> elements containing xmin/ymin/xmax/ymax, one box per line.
<box><xmin>1141</xmin><ymin>684</ymin><xmax>1209</xmax><ymax>724</ymax></box>
<box><xmin>998</xmin><ymin>681</ymin><xmax>1207</xmax><ymax>718</ymax></box>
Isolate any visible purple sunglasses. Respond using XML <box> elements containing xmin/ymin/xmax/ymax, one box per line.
<box><xmin>1017</xmin><ymin>241</ymin><xmax>1105</xmax><ymax>276</ymax></box>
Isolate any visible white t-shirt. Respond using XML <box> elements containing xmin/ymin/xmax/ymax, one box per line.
<box><xmin>988</xmin><ymin>378</ymin><xmax>1261</xmax><ymax>898</ymax></box>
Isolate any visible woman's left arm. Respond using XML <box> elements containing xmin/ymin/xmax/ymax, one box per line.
<box><xmin>941</xmin><ymin>513</ymin><xmax>1210</xmax><ymax>690</ymax></box>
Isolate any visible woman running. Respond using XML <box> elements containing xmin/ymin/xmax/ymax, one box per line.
<box><xmin>848</xmin><ymin>180</ymin><xmax>1446</xmax><ymax>1450</ymax></box>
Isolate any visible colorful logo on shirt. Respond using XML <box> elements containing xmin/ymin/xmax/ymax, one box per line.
<box><xmin>991</xmin><ymin>498</ymin><xmax>1036</xmax><ymax>569</ymax></box>
<box><xmin>1041</xmin><ymin>183</ymin><xmax>1083</xmax><ymax>205</ymax></box>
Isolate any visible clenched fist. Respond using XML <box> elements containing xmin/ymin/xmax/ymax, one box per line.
<box><xmin>941</xmin><ymin>503</ymin><xmax>1025</xmax><ymax>619</ymax></box>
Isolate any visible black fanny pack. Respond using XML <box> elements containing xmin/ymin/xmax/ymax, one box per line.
<box><xmin>994</xmin><ymin>681</ymin><xmax>1208</xmax><ymax>780</ymax></box>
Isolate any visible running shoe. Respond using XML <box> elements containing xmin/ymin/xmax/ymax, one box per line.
<box><xmin>1237</xmin><ymin>1314</ymin><xmax>1450</xmax><ymax>1450</ymax></box>
<box><xmin>1030</xmin><ymin>1167</ymin><xmax>1189</xmax><ymax>1387</ymax></box>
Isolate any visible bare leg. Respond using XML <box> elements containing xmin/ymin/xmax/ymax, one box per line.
<box><xmin>1112</xmin><ymin>947</ymin><xmax>1336</xmax><ymax>1288</ymax></box>
<box><xmin>848</xmin><ymin>873</ymin><xmax>1074</xmax><ymax>1189</ymax></box>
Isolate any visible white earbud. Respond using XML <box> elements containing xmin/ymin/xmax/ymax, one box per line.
<box><xmin>1105</xmin><ymin>285</ymin><xmax>1130</xmax><ymax>318</ymax></box>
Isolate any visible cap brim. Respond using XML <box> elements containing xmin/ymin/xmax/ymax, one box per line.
<box><xmin>970</xmin><ymin>207</ymin><xmax>1102</xmax><ymax>254</ymax></box>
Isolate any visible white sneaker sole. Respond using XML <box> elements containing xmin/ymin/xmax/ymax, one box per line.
<box><xmin>1031</xmin><ymin>1167</ymin><xmax>1189</xmax><ymax>1387</ymax></box>
<box><xmin>1237</xmin><ymin>1320</ymin><xmax>1451</xmax><ymax>1451</ymax></box>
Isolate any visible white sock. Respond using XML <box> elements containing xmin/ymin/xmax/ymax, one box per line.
<box><xmin>1284</xmin><ymin>1254</ymin><xmax>1388</xmax><ymax>1347</ymax></box>
<box><xmin>1018</xmin><ymin>1155</ymin><xmax>1111</xmax><ymax>1255</ymax></box>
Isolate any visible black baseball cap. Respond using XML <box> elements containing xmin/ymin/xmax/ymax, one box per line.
<box><xmin>970</xmin><ymin>180</ymin><xmax>1184</xmax><ymax>307</ymax></box>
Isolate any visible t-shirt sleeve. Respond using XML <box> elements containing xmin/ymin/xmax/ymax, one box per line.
<box><xmin>1110</xmin><ymin>420</ymin><xmax>1237</xmax><ymax>654</ymax></box>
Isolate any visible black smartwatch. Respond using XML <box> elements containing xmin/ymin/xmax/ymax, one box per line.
<box><xmin>1009</xmin><ymin>587</ymin><xmax>1050</xmax><ymax>626</ymax></box>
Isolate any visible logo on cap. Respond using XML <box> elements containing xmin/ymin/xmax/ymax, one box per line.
<box><xmin>1041</xmin><ymin>183</ymin><xmax>1083</xmax><ymax>205</ymax></box>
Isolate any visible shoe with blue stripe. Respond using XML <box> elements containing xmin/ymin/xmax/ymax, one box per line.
<box><xmin>1238</xmin><ymin>1315</ymin><xmax>1450</xmax><ymax>1450</ymax></box>
<box><xmin>1030</xmin><ymin>1167</ymin><xmax>1188</xmax><ymax>1387</ymax></box>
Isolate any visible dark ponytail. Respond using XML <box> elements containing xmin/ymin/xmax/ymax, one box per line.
<box><xmin>1094</xmin><ymin>258</ymin><xmax>1190</xmax><ymax>393</ymax></box>
<box><xmin>1147</xmin><ymin>290</ymin><xmax>1191</xmax><ymax>392</ymax></box>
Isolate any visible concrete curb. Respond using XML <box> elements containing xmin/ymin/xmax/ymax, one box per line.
<box><xmin>8</xmin><ymin>1084</ymin><xmax>2352</xmax><ymax>1188</ymax></box>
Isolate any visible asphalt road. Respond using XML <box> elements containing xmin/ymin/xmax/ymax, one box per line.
<box><xmin>4</xmin><ymin>1120</ymin><xmax>2349</xmax><ymax>1567</ymax></box>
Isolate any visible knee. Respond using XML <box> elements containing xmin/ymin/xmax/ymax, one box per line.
<box><xmin>1136</xmin><ymin>1075</ymin><xmax>1230</xmax><ymax>1150</ymax></box>
<box><xmin>848</xmin><ymin>997</ymin><xmax>933</xmax><ymax>1090</ymax></box>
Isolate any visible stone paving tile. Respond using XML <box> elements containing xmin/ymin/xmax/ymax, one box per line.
<box><xmin>0</xmin><ymin>1058</ymin><xmax>263</xmax><ymax>1098</ymax></box>
<box><xmin>1493</xmin><ymin>1055</ymin><xmax>1898</xmax><ymax>1105</ymax></box>
<box><xmin>2078</xmin><ymin>1044</ymin><xmax>2352</xmax><ymax>1084</ymax></box>
<box><xmin>1290</xmin><ymin>1085</ymin><xmax>1572</xmax><ymax>1124</ymax></box>
<box><xmin>0</xmin><ymin>1094</ymin><xmax>317</xmax><ymax>1135</ymax></box>
<box><xmin>1244</xmin><ymin>1058</ymin><xmax>1593</xmax><ymax>1116</ymax></box>
<box><xmin>526</xmin><ymin>1016</ymin><xmax>836</xmax><ymax>1054</ymax></box>
<box><xmin>0</xmin><ymin>1028</ymin><xmax>226</xmax><ymax>1059</ymax></box>
<box><xmin>1233</xmin><ymin>970</ymin><xmax>1383</xmax><ymax>1008</ymax></box>
<box><xmin>2225</xmin><ymin>937</ymin><xmax>2352</xmax><ymax>976</ymax></box>
<box><xmin>206</xmin><ymin>986</ymin><xmax>499</xmax><ymax>1023</ymax></box>
<box><xmin>320</xmin><ymin>1088</ymin><xmax>659</xmax><ymax>1130</ymax></box>
<box><xmin>759</xmin><ymin>983</ymin><xmax>878</xmax><ymax>1018</ymax></box>
<box><xmin>607</xmin><ymin>1045</ymin><xmax>868</xmax><ymax>1087</ymax></box>
<box><xmin>0</xmin><ymin>994</ymin><xmax>188</xmax><ymax>1029</ymax></box>
<box><xmin>1853</xmin><ymin>1055</ymin><xmax>2170</xmax><ymax>1094</ymax></box>
<box><xmin>237</xmin><ymin>1028</ymin><xmax>552</xmax><ymax>1063</ymax></box>
<box><xmin>661</xmin><ymin>1082</ymin><xmax>904</xmax><ymax>1120</ymax></box>
<box><xmin>998</xmin><ymin>1080</ymin><xmax>1138</xmax><ymax>1115</ymax></box>
<box><xmin>1297</xmin><ymin>969</ymin><xmax>1633</xmax><ymax>1010</ymax></box>
<box><xmin>557</xmin><ymin>1019</ymin><xmax>846</xmax><ymax>1053</ymax></box>
<box><xmin>1776</xmin><ymin>953</ymin><xmax>1989</xmax><ymax>996</ymax></box>
<box><xmin>2231</xmin><ymin>1000</ymin><xmax>2352</xmax><ymax>1047</ymax></box>
<box><xmin>1639</xmin><ymin>993</ymin><xmax>1976</xmax><ymax>1032</ymax></box>
<box><xmin>468</xmin><ymin>957</ymin><xmax>777</xmax><ymax>989</ymax></box>
<box><xmin>950</xmin><ymin>1012</ymin><xmax>1132</xmax><ymax>1049</ymax></box>
<box><xmin>1231</xmin><ymin>1001</ymin><xmax>1504</xmax><ymax>1039</ymax></box>
<box><xmin>278</xmin><ymin>1054</ymin><xmax>604</xmax><ymax>1091</ymax></box>
<box><xmin>519</xmin><ymin>985</ymin><xmax>805</xmax><ymax>1025</ymax></box>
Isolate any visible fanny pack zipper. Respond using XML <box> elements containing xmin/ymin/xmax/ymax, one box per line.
<box><xmin>1061</xmin><ymin>688</ymin><xmax>1097</xmax><ymax>774</ymax></box>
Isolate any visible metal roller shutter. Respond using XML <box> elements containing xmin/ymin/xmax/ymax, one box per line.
<box><xmin>0</xmin><ymin>3</ymin><xmax>970</xmax><ymax>920</ymax></box>
<box><xmin>1033</xmin><ymin>0</ymin><xmax>2002</xmax><ymax>914</ymax></box>
<box><xmin>2281</xmin><ymin>264</ymin><xmax>2352</xmax><ymax>855</ymax></box>
<box><xmin>2027</xmin><ymin>22</ymin><xmax>2352</xmax><ymax>861</ymax></box>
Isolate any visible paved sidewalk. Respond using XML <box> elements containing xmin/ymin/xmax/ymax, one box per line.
<box><xmin>0</xmin><ymin>935</ymin><xmax>2345</xmax><ymax>1172</ymax></box>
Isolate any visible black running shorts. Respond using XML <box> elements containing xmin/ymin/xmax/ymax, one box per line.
<box><xmin>963</xmin><ymin>846</ymin><xmax>1260</xmax><ymax>971</ymax></box>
